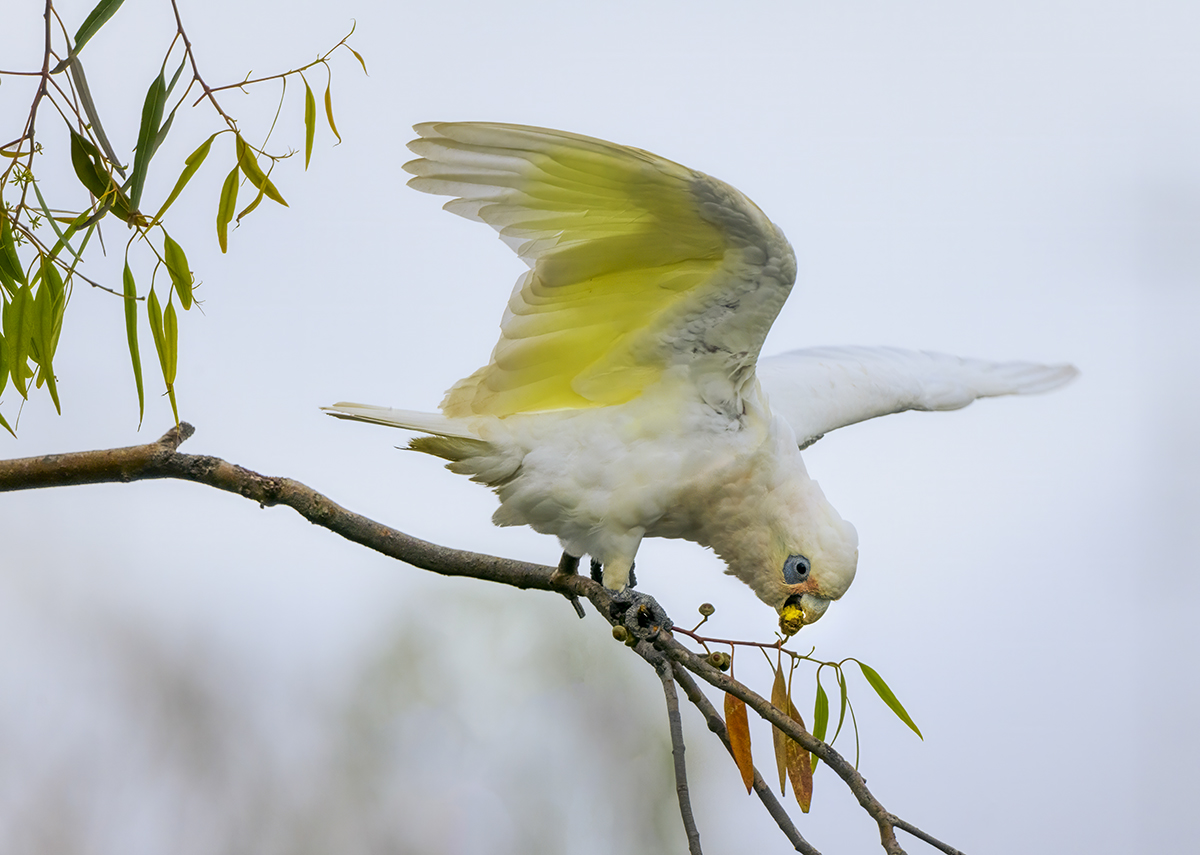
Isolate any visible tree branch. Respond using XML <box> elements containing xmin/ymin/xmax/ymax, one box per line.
<box><xmin>656</xmin><ymin>635</ymin><xmax>965</xmax><ymax>855</ymax></box>
<box><xmin>0</xmin><ymin>423</ymin><xmax>589</xmax><ymax>607</ymax></box>
<box><xmin>652</xmin><ymin>653</ymin><xmax>702</xmax><ymax>855</ymax></box>
<box><xmin>0</xmin><ymin>425</ymin><xmax>964</xmax><ymax>855</ymax></box>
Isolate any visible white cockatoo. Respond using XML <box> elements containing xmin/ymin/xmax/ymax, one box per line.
<box><xmin>327</xmin><ymin>122</ymin><xmax>1077</xmax><ymax>630</ymax></box>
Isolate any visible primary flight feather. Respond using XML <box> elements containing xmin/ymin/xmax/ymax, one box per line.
<box><xmin>326</xmin><ymin>122</ymin><xmax>1077</xmax><ymax>628</ymax></box>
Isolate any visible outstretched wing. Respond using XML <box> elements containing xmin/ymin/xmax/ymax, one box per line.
<box><xmin>404</xmin><ymin>122</ymin><xmax>796</xmax><ymax>417</ymax></box>
<box><xmin>757</xmin><ymin>346</ymin><xmax>1079</xmax><ymax>448</ymax></box>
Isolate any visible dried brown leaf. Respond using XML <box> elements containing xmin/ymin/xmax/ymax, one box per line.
<box><xmin>771</xmin><ymin>664</ymin><xmax>789</xmax><ymax>795</ymax></box>
<box><xmin>724</xmin><ymin>691</ymin><xmax>754</xmax><ymax>794</ymax></box>
<box><xmin>784</xmin><ymin>696</ymin><xmax>814</xmax><ymax>812</ymax></box>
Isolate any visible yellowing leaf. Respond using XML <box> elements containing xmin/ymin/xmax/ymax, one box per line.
<box><xmin>162</xmin><ymin>233</ymin><xmax>193</xmax><ymax>309</ymax></box>
<box><xmin>236</xmin><ymin>186</ymin><xmax>265</xmax><ymax>222</ymax></box>
<box><xmin>324</xmin><ymin>81</ymin><xmax>341</xmax><ymax>143</ymax></box>
<box><xmin>217</xmin><ymin>164</ymin><xmax>239</xmax><ymax>253</ymax></box>
<box><xmin>235</xmin><ymin>135</ymin><xmax>287</xmax><ymax>206</ymax></box>
<box><xmin>146</xmin><ymin>287</ymin><xmax>166</xmax><ymax>372</ymax></box>
<box><xmin>154</xmin><ymin>133</ymin><xmax>217</xmax><ymax>222</ymax></box>
<box><xmin>724</xmin><ymin>692</ymin><xmax>754</xmax><ymax>794</ymax></box>
<box><xmin>163</xmin><ymin>300</ymin><xmax>178</xmax><ymax>384</ymax></box>
<box><xmin>303</xmin><ymin>79</ymin><xmax>316</xmax><ymax>169</ymax></box>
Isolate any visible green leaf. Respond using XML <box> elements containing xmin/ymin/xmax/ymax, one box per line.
<box><xmin>348</xmin><ymin>46</ymin><xmax>368</xmax><ymax>75</ymax></box>
<box><xmin>72</xmin><ymin>0</ymin><xmax>128</xmax><ymax>59</ymax></box>
<box><xmin>162</xmin><ymin>233</ymin><xmax>193</xmax><ymax>310</ymax></box>
<box><xmin>146</xmin><ymin>287</ymin><xmax>166</xmax><ymax>372</ymax></box>
<box><xmin>149</xmin><ymin>106</ymin><xmax>177</xmax><ymax>162</ymax></box>
<box><xmin>65</xmin><ymin>58</ymin><xmax>125</xmax><ymax>176</ymax></box>
<box><xmin>32</xmin><ymin>270</ymin><xmax>61</xmax><ymax>413</ymax></box>
<box><xmin>123</xmin><ymin>261</ymin><xmax>144</xmax><ymax>425</ymax></box>
<box><xmin>5</xmin><ymin>284</ymin><xmax>34</xmax><ymax>398</ymax></box>
<box><xmin>811</xmin><ymin>672</ymin><xmax>829</xmax><ymax>772</ymax></box>
<box><xmin>162</xmin><ymin>54</ymin><xmax>188</xmax><ymax>101</ymax></box>
<box><xmin>129</xmin><ymin>71</ymin><xmax>167</xmax><ymax>208</ymax></box>
<box><xmin>69</xmin><ymin>131</ymin><xmax>133</xmax><ymax>221</ymax></box>
<box><xmin>69</xmin><ymin>130</ymin><xmax>107</xmax><ymax>198</ymax></box>
<box><xmin>324</xmin><ymin>81</ymin><xmax>341</xmax><ymax>143</ymax></box>
<box><xmin>163</xmin><ymin>300</ymin><xmax>179</xmax><ymax>424</ymax></box>
<box><xmin>857</xmin><ymin>661</ymin><xmax>923</xmax><ymax>740</ymax></box>
<box><xmin>0</xmin><ymin>210</ymin><xmax>26</xmax><ymax>286</ymax></box>
<box><xmin>303</xmin><ymin>79</ymin><xmax>316</xmax><ymax>169</ymax></box>
<box><xmin>154</xmin><ymin>133</ymin><xmax>217</xmax><ymax>222</ymax></box>
<box><xmin>0</xmin><ymin>329</ymin><xmax>7</xmax><ymax>397</ymax></box>
<box><xmin>813</xmin><ymin>673</ymin><xmax>829</xmax><ymax>744</ymax></box>
<box><xmin>146</xmin><ymin>287</ymin><xmax>179</xmax><ymax>424</ymax></box>
<box><xmin>0</xmin><ymin>408</ymin><xmax>13</xmax><ymax>437</ymax></box>
<box><xmin>216</xmin><ymin>164</ymin><xmax>239</xmax><ymax>253</ymax></box>
<box><xmin>163</xmin><ymin>300</ymin><xmax>178</xmax><ymax>385</ymax></box>
<box><xmin>235</xmin><ymin>135</ymin><xmax>287</xmax><ymax>206</ymax></box>
<box><xmin>833</xmin><ymin>667</ymin><xmax>848</xmax><ymax>744</ymax></box>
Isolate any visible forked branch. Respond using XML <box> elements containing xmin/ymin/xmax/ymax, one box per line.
<box><xmin>0</xmin><ymin>425</ymin><xmax>963</xmax><ymax>855</ymax></box>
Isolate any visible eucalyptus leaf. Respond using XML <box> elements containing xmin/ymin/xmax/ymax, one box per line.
<box><xmin>216</xmin><ymin>164</ymin><xmax>239</xmax><ymax>253</ymax></box>
<box><xmin>123</xmin><ymin>261</ymin><xmax>144</xmax><ymax>424</ymax></box>
<box><xmin>0</xmin><ymin>211</ymin><xmax>26</xmax><ymax>286</ymax></box>
<box><xmin>162</xmin><ymin>233</ymin><xmax>192</xmax><ymax>310</ymax></box>
<box><xmin>857</xmin><ymin>661</ymin><xmax>923</xmax><ymax>740</ymax></box>
<box><xmin>324</xmin><ymin>81</ymin><xmax>341</xmax><ymax>143</ymax></box>
<box><xmin>303</xmin><ymin>79</ymin><xmax>316</xmax><ymax>169</ymax></box>
<box><xmin>235</xmin><ymin>136</ymin><xmax>286</xmax><ymax>206</ymax></box>
<box><xmin>129</xmin><ymin>71</ymin><xmax>167</xmax><ymax>208</ymax></box>
<box><xmin>154</xmin><ymin>133</ymin><xmax>217</xmax><ymax>222</ymax></box>
<box><xmin>72</xmin><ymin>0</ymin><xmax>128</xmax><ymax>58</ymax></box>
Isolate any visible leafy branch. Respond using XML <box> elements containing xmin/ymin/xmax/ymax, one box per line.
<box><xmin>0</xmin><ymin>0</ymin><xmax>364</xmax><ymax>434</ymax></box>
<box><xmin>0</xmin><ymin>425</ymin><xmax>966</xmax><ymax>855</ymax></box>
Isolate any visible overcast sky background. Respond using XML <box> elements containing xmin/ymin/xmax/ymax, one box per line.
<box><xmin>2</xmin><ymin>1</ymin><xmax>1198</xmax><ymax>852</ymax></box>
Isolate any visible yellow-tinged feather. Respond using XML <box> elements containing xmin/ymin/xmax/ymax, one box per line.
<box><xmin>406</xmin><ymin>123</ymin><xmax>753</xmax><ymax>418</ymax></box>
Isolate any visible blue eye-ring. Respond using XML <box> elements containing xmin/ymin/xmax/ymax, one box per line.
<box><xmin>783</xmin><ymin>554</ymin><xmax>810</xmax><ymax>585</ymax></box>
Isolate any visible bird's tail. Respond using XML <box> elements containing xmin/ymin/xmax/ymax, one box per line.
<box><xmin>323</xmin><ymin>402</ymin><xmax>473</xmax><ymax>436</ymax></box>
<box><xmin>322</xmin><ymin>402</ymin><xmax>509</xmax><ymax>474</ymax></box>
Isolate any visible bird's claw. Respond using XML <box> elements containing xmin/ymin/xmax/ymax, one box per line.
<box><xmin>609</xmin><ymin>588</ymin><xmax>672</xmax><ymax>641</ymax></box>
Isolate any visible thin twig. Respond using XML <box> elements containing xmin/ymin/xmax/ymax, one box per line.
<box><xmin>652</xmin><ymin>654</ymin><xmax>702</xmax><ymax>855</ymax></box>
<box><xmin>890</xmin><ymin>817</ymin><xmax>967</xmax><ymax>855</ymax></box>
<box><xmin>668</xmin><ymin>661</ymin><xmax>820</xmax><ymax>855</ymax></box>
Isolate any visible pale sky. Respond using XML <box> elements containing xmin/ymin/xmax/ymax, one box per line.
<box><xmin>2</xmin><ymin>1</ymin><xmax>1198</xmax><ymax>852</ymax></box>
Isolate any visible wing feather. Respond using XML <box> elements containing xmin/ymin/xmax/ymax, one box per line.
<box><xmin>757</xmin><ymin>347</ymin><xmax>1079</xmax><ymax>448</ymax></box>
<box><xmin>403</xmin><ymin>122</ymin><xmax>796</xmax><ymax>417</ymax></box>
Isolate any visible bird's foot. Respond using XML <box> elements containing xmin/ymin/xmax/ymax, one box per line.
<box><xmin>609</xmin><ymin>588</ymin><xmax>672</xmax><ymax>641</ymax></box>
<box><xmin>590</xmin><ymin>558</ymin><xmax>637</xmax><ymax>588</ymax></box>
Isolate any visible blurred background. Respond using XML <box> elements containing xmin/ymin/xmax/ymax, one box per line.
<box><xmin>2</xmin><ymin>1</ymin><xmax>1197</xmax><ymax>852</ymax></box>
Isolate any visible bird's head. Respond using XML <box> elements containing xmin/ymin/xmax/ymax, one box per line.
<box><xmin>762</xmin><ymin>488</ymin><xmax>859</xmax><ymax>634</ymax></box>
<box><xmin>705</xmin><ymin>436</ymin><xmax>859</xmax><ymax>631</ymax></box>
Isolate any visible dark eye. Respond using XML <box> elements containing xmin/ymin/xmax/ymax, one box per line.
<box><xmin>783</xmin><ymin>554</ymin><xmax>810</xmax><ymax>585</ymax></box>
